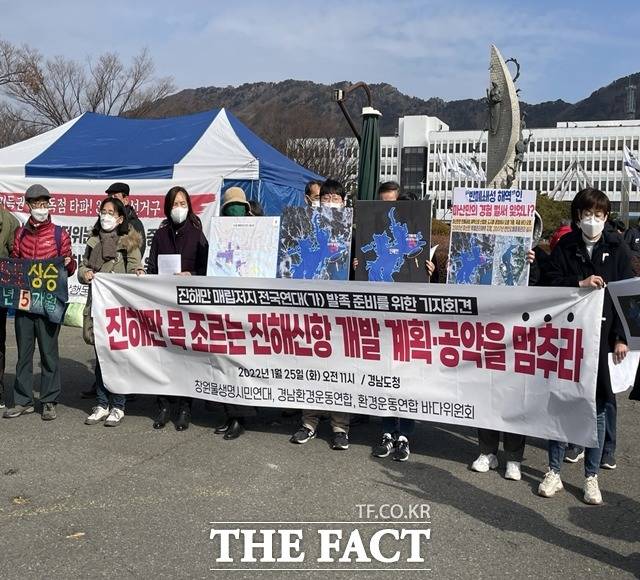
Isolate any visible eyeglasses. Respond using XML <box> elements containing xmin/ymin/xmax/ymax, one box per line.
<box><xmin>29</xmin><ymin>201</ymin><xmax>50</xmax><ymax>209</ymax></box>
<box><xmin>320</xmin><ymin>194</ymin><xmax>343</xmax><ymax>203</ymax></box>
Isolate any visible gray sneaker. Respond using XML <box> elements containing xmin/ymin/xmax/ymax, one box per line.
<box><xmin>41</xmin><ymin>403</ymin><xmax>57</xmax><ymax>421</ymax></box>
<box><xmin>3</xmin><ymin>404</ymin><xmax>35</xmax><ymax>418</ymax></box>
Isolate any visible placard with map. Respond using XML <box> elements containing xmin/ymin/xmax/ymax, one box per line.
<box><xmin>446</xmin><ymin>187</ymin><xmax>536</xmax><ymax>286</ymax></box>
<box><xmin>277</xmin><ymin>206</ymin><xmax>353</xmax><ymax>280</ymax></box>
<box><xmin>354</xmin><ymin>200</ymin><xmax>431</xmax><ymax>283</ymax></box>
<box><xmin>207</xmin><ymin>216</ymin><xmax>281</xmax><ymax>278</ymax></box>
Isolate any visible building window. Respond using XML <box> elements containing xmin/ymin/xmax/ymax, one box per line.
<box><xmin>536</xmin><ymin>141</ymin><xmax>542</xmax><ymax>152</ymax></box>
<box><xmin>558</xmin><ymin>141</ymin><xmax>564</xmax><ymax>152</ymax></box>
<box><xmin>616</xmin><ymin>180</ymin><xmax>622</xmax><ymax>191</ymax></box>
<box><xmin>609</xmin><ymin>160</ymin><xmax>615</xmax><ymax>171</ymax></box>
<box><xmin>587</xmin><ymin>140</ymin><xmax>593</xmax><ymax>151</ymax></box>
<box><xmin>536</xmin><ymin>161</ymin><xmax>541</xmax><ymax>171</ymax></box>
<box><xmin>461</xmin><ymin>143</ymin><xmax>467</xmax><ymax>153</ymax></box>
<box><xmin>543</xmin><ymin>161</ymin><xmax>549</xmax><ymax>171</ymax></box>
<box><xmin>455</xmin><ymin>143</ymin><xmax>460</xmax><ymax>153</ymax></box>
<box><xmin>429</xmin><ymin>144</ymin><xmax>434</xmax><ymax>154</ymax></box>
<box><xmin>393</xmin><ymin>148</ymin><xmax>397</xmax><ymax>157</ymax></box>
<box><xmin>543</xmin><ymin>141</ymin><xmax>549</xmax><ymax>152</ymax></box>
<box><xmin>535</xmin><ymin>181</ymin><xmax>541</xmax><ymax>191</ymax></box>
<box><xmin>551</xmin><ymin>141</ymin><xmax>557</xmax><ymax>152</ymax></box>
<box><xmin>595</xmin><ymin>140</ymin><xmax>601</xmax><ymax>151</ymax></box>
<box><xmin>602</xmin><ymin>140</ymin><xmax>608</xmax><ymax>151</ymax></box>
<box><xmin>392</xmin><ymin>165</ymin><xmax>397</xmax><ymax>175</ymax></box>
<box><xmin>617</xmin><ymin>160</ymin><xmax>622</xmax><ymax>171</ymax></box>
<box><xmin>594</xmin><ymin>160</ymin><xmax>600</xmax><ymax>171</ymax></box>
<box><xmin>482</xmin><ymin>143</ymin><xmax>487</xmax><ymax>153</ymax></box>
<box><xmin>550</xmin><ymin>160</ymin><xmax>556</xmax><ymax>171</ymax></box>
<box><xmin>609</xmin><ymin>181</ymin><xmax>614</xmax><ymax>191</ymax></box>
<box><xmin>579</xmin><ymin>140</ymin><xmax>586</xmax><ymax>152</ymax></box>
<box><xmin>586</xmin><ymin>160</ymin><xmax>592</xmax><ymax>171</ymax></box>
<box><xmin>381</xmin><ymin>148</ymin><xmax>386</xmax><ymax>157</ymax></box>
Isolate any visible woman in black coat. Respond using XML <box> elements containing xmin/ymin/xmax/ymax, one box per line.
<box><xmin>147</xmin><ymin>186</ymin><xmax>209</xmax><ymax>431</ymax></box>
<box><xmin>538</xmin><ymin>188</ymin><xmax>633</xmax><ymax>505</ymax></box>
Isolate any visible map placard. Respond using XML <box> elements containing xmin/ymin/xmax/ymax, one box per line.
<box><xmin>446</xmin><ymin>188</ymin><xmax>536</xmax><ymax>286</ymax></box>
<box><xmin>354</xmin><ymin>200</ymin><xmax>431</xmax><ymax>282</ymax></box>
<box><xmin>207</xmin><ymin>217</ymin><xmax>281</xmax><ymax>278</ymax></box>
<box><xmin>278</xmin><ymin>206</ymin><xmax>353</xmax><ymax>280</ymax></box>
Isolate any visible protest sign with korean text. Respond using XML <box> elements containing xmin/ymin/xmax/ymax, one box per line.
<box><xmin>0</xmin><ymin>257</ymin><xmax>68</xmax><ymax>323</ymax></box>
<box><xmin>92</xmin><ymin>275</ymin><xmax>603</xmax><ymax>446</ymax></box>
<box><xmin>447</xmin><ymin>188</ymin><xmax>536</xmax><ymax>286</ymax></box>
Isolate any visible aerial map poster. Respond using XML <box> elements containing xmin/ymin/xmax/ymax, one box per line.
<box><xmin>446</xmin><ymin>187</ymin><xmax>536</xmax><ymax>286</ymax></box>
<box><xmin>277</xmin><ymin>206</ymin><xmax>354</xmax><ymax>280</ymax></box>
<box><xmin>354</xmin><ymin>200</ymin><xmax>432</xmax><ymax>283</ymax></box>
<box><xmin>207</xmin><ymin>216</ymin><xmax>281</xmax><ymax>278</ymax></box>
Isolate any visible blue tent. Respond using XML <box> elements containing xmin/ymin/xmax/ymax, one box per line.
<box><xmin>0</xmin><ymin>108</ymin><xmax>323</xmax><ymax>216</ymax></box>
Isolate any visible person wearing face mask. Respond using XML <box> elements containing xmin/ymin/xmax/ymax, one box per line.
<box><xmin>147</xmin><ymin>186</ymin><xmax>209</xmax><ymax>431</ymax></box>
<box><xmin>539</xmin><ymin>188</ymin><xmax>633</xmax><ymax>505</ymax></box>
<box><xmin>290</xmin><ymin>179</ymin><xmax>352</xmax><ymax>451</ymax></box>
<box><xmin>212</xmin><ymin>186</ymin><xmax>258</xmax><ymax>440</ymax></box>
<box><xmin>78</xmin><ymin>197</ymin><xmax>144</xmax><ymax>426</ymax></box>
<box><xmin>3</xmin><ymin>184</ymin><xmax>76</xmax><ymax>421</ymax></box>
<box><xmin>304</xmin><ymin>180</ymin><xmax>322</xmax><ymax>208</ymax></box>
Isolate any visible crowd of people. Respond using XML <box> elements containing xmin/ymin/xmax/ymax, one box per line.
<box><xmin>0</xmin><ymin>179</ymin><xmax>637</xmax><ymax>506</ymax></box>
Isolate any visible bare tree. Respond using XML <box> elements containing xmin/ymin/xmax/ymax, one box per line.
<box><xmin>1</xmin><ymin>40</ymin><xmax>175</xmax><ymax>133</ymax></box>
<box><xmin>287</xmin><ymin>136</ymin><xmax>358</xmax><ymax>193</ymax></box>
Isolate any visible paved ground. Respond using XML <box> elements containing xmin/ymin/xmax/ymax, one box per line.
<box><xmin>0</xmin><ymin>324</ymin><xmax>638</xmax><ymax>579</ymax></box>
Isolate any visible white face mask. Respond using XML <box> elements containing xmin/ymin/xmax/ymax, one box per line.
<box><xmin>579</xmin><ymin>215</ymin><xmax>605</xmax><ymax>240</ymax></box>
<box><xmin>310</xmin><ymin>200</ymin><xmax>320</xmax><ymax>208</ymax></box>
<box><xmin>30</xmin><ymin>208</ymin><xmax>49</xmax><ymax>223</ymax></box>
<box><xmin>325</xmin><ymin>202</ymin><xmax>343</xmax><ymax>209</ymax></box>
<box><xmin>171</xmin><ymin>207</ymin><xmax>188</xmax><ymax>224</ymax></box>
<box><xmin>100</xmin><ymin>215</ymin><xmax>119</xmax><ymax>232</ymax></box>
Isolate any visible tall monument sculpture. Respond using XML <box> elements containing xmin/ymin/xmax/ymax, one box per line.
<box><xmin>486</xmin><ymin>45</ymin><xmax>522</xmax><ymax>188</ymax></box>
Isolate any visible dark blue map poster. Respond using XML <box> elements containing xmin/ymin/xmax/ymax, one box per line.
<box><xmin>277</xmin><ymin>206</ymin><xmax>354</xmax><ymax>280</ymax></box>
<box><xmin>354</xmin><ymin>200</ymin><xmax>431</xmax><ymax>283</ymax></box>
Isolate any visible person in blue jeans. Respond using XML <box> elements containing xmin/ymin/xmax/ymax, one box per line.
<box><xmin>539</xmin><ymin>188</ymin><xmax>632</xmax><ymax>504</ymax></box>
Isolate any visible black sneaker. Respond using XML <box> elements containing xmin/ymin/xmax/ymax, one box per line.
<box><xmin>600</xmin><ymin>454</ymin><xmax>617</xmax><ymax>470</ymax></box>
<box><xmin>393</xmin><ymin>436</ymin><xmax>410</xmax><ymax>462</ymax></box>
<box><xmin>564</xmin><ymin>446</ymin><xmax>584</xmax><ymax>463</ymax></box>
<box><xmin>372</xmin><ymin>433</ymin><xmax>395</xmax><ymax>458</ymax></box>
<box><xmin>331</xmin><ymin>431</ymin><xmax>349</xmax><ymax>450</ymax></box>
<box><xmin>290</xmin><ymin>426</ymin><xmax>315</xmax><ymax>444</ymax></box>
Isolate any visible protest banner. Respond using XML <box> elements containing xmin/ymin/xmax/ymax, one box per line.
<box><xmin>447</xmin><ymin>187</ymin><xmax>536</xmax><ymax>286</ymax></box>
<box><xmin>0</xmin><ymin>257</ymin><xmax>68</xmax><ymax>323</ymax></box>
<box><xmin>92</xmin><ymin>274</ymin><xmax>603</xmax><ymax>446</ymax></box>
<box><xmin>207</xmin><ymin>216</ymin><xmax>280</xmax><ymax>278</ymax></box>
<box><xmin>278</xmin><ymin>206</ymin><xmax>353</xmax><ymax>280</ymax></box>
<box><xmin>608</xmin><ymin>278</ymin><xmax>640</xmax><ymax>350</ymax></box>
<box><xmin>354</xmin><ymin>200</ymin><xmax>432</xmax><ymax>282</ymax></box>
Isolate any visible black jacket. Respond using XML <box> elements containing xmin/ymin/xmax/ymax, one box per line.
<box><xmin>623</xmin><ymin>226</ymin><xmax>640</xmax><ymax>257</ymax></box>
<box><xmin>546</xmin><ymin>229</ymin><xmax>634</xmax><ymax>401</ymax></box>
<box><xmin>126</xmin><ymin>205</ymin><xmax>146</xmax><ymax>258</ymax></box>
<box><xmin>147</xmin><ymin>217</ymin><xmax>209</xmax><ymax>276</ymax></box>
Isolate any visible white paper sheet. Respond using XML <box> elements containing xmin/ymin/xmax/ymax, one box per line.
<box><xmin>158</xmin><ymin>254</ymin><xmax>182</xmax><ymax>275</ymax></box>
<box><xmin>608</xmin><ymin>351</ymin><xmax>640</xmax><ymax>394</ymax></box>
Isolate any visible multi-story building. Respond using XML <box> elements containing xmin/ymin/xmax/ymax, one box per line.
<box><xmin>294</xmin><ymin>116</ymin><xmax>640</xmax><ymax>219</ymax></box>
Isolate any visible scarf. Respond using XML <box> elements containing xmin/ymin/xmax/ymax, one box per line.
<box><xmin>87</xmin><ymin>230</ymin><xmax>119</xmax><ymax>271</ymax></box>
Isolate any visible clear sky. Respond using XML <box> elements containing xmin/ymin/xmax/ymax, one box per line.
<box><xmin>1</xmin><ymin>0</ymin><xmax>638</xmax><ymax>104</ymax></box>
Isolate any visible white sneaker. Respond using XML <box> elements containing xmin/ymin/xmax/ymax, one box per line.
<box><xmin>505</xmin><ymin>461</ymin><xmax>522</xmax><ymax>481</ymax></box>
<box><xmin>471</xmin><ymin>453</ymin><xmax>498</xmax><ymax>473</ymax></box>
<box><xmin>104</xmin><ymin>408</ymin><xmax>124</xmax><ymax>427</ymax></box>
<box><xmin>538</xmin><ymin>470</ymin><xmax>563</xmax><ymax>497</ymax></box>
<box><xmin>583</xmin><ymin>475</ymin><xmax>603</xmax><ymax>505</ymax></box>
<box><xmin>85</xmin><ymin>405</ymin><xmax>110</xmax><ymax>425</ymax></box>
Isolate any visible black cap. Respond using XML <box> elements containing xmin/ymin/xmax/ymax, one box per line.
<box><xmin>105</xmin><ymin>182</ymin><xmax>130</xmax><ymax>196</ymax></box>
<box><xmin>25</xmin><ymin>184</ymin><xmax>51</xmax><ymax>200</ymax></box>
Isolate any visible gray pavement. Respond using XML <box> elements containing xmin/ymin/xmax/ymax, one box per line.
<box><xmin>0</xmin><ymin>323</ymin><xmax>639</xmax><ymax>579</ymax></box>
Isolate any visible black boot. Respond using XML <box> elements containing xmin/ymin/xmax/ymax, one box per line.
<box><xmin>223</xmin><ymin>418</ymin><xmax>245</xmax><ymax>440</ymax></box>
<box><xmin>214</xmin><ymin>419</ymin><xmax>232</xmax><ymax>434</ymax></box>
<box><xmin>175</xmin><ymin>408</ymin><xmax>191</xmax><ymax>431</ymax></box>
<box><xmin>153</xmin><ymin>407</ymin><xmax>170</xmax><ymax>430</ymax></box>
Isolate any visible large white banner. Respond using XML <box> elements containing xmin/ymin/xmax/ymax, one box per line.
<box><xmin>92</xmin><ymin>275</ymin><xmax>604</xmax><ymax>446</ymax></box>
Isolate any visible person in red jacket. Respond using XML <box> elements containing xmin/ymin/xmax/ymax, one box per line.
<box><xmin>3</xmin><ymin>184</ymin><xmax>76</xmax><ymax>421</ymax></box>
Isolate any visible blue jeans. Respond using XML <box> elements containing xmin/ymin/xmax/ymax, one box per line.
<box><xmin>95</xmin><ymin>356</ymin><xmax>125</xmax><ymax>410</ymax></box>
<box><xmin>564</xmin><ymin>397</ymin><xmax>617</xmax><ymax>459</ymax></box>
<box><xmin>548</xmin><ymin>403</ymin><xmax>605</xmax><ymax>477</ymax></box>
<box><xmin>382</xmin><ymin>417</ymin><xmax>415</xmax><ymax>437</ymax></box>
